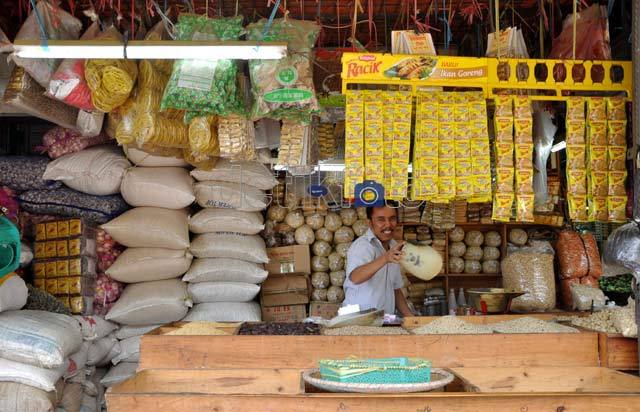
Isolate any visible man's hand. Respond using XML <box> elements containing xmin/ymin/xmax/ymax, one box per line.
<box><xmin>385</xmin><ymin>241</ymin><xmax>405</xmax><ymax>264</ymax></box>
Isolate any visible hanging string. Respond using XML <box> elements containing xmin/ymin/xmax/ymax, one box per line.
<box><xmin>28</xmin><ymin>0</ymin><xmax>48</xmax><ymax>49</ymax></box>
<box><xmin>261</xmin><ymin>0</ymin><xmax>282</xmax><ymax>39</ymax></box>
<box><xmin>131</xmin><ymin>0</ymin><xmax>135</xmax><ymax>38</ymax></box>
<box><xmin>571</xmin><ymin>0</ymin><xmax>577</xmax><ymax>60</ymax></box>
<box><xmin>235</xmin><ymin>0</ymin><xmax>239</xmax><ymax>16</ymax></box>
<box><xmin>495</xmin><ymin>0</ymin><xmax>500</xmax><ymax>57</ymax></box>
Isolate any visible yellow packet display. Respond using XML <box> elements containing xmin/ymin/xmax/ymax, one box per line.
<box><xmin>608</xmin><ymin>146</ymin><xmax>627</xmax><ymax>171</ymax></box>
<box><xmin>587</xmin><ymin>145</ymin><xmax>607</xmax><ymax>171</ymax></box>
<box><xmin>588</xmin><ymin>122</ymin><xmax>607</xmax><ymax>146</ymax></box>
<box><xmin>438</xmin><ymin>104</ymin><xmax>455</xmax><ymax>121</ymax></box>
<box><xmin>411</xmin><ymin>176</ymin><xmax>438</xmax><ymax>200</ymax></box>
<box><xmin>472</xmin><ymin>156</ymin><xmax>491</xmax><ymax>173</ymax></box>
<box><xmin>438</xmin><ymin>159</ymin><xmax>455</xmax><ymax>177</ymax></box>
<box><xmin>566</xmin><ymin>121</ymin><xmax>586</xmax><ymax>144</ymax></box>
<box><xmin>438</xmin><ymin>122</ymin><xmax>455</xmax><ymax>140</ymax></box>
<box><xmin>569</xmin><ymin>195</ymin><xmax>589</xmax><ymax>222</ymax></box>
<box><xmin>495</xmin><ymin>142</ymin><xmax>514</xmax><ymax>167</ymax></box>
<box><xmin>567</xmin><ymin>169</ymin><xmax>587</xmax><ymax>195</ymax></box>
<box><xmin>566</xmin><ymin>97</ymin><xmax>585</xmax><ymax>120</ymax></box>
<box><xmin>472</xmin><ymin>175</ymin><xmax>492</xmax><ymax>202</ymax></box>
<box><xmin>514</xmin><ymin>118</ymin><xmax>533</xmax><ymax>143</ymax></box>
<box><xmin>516</xmin><ymin>194</ymin><xmax>535</xmax><ymax>222</ymax></box>
<box><xmin>496</xmin><ymin>168</ymin><xmax>514</xmax><ymax>193</ymax></box>
<box><xmin>455</xmin><ymin>158</ymin><xmax>472</xmax><ymax>177</ymax></box>
<box><xmin>494</xmin><ymin>96</ymin><xmax>513</xmax><ymax>117</ymax></box>
<box><xmin>515</xmin><ymin>169</ymin><xmax>534</xmax><ymax>194</ymax></box>
<box><xmin>588</xmin><ymin>196</ymin><xmax>608</xmax><ymax>222</ymax></box>
<box><xmin>454</xmin><ymin>105</ymin><xmax>469</xmax><ymax>121</ymax></box>
<box><xmin>566</xmin><ymin>144</ymin><xmax>586</xmax><ymax>170</ymax></box>
<box><xmin>419</xmin><ymin>121</ymin><xmax>438</xmax><ymax>139</ymax></box>
<box><xmin>513</xmin><ymin>96</ymin><xmax>532</xmax><ymax>119</ymax></box>
<box><xmin>468</xmin><ymin>100</ymin><xmax>486</xmax><ymax>118</ymax></box>
<box><xmin>606</xmin><ymin>97</ymin><xmax>626</xmax><ymax>121</ymax></box>
<box><xmin>455</xmin><ymin>139</ymin><xmax>471</xmax><ymax>159</ymax></box>
<box><xmin>515</xmin><ymin>143</ymin><xmax>533</xmax><ymax>169</ymax></box>
<box><xmin>470</xmin><ymin>138</ymin><xmax>490</xmax><ymax>157</ymax></box>
<box><xmin>608</xmin><ymin>171</ymin><xmax>627</xmax><ymax>196</ymax></box>
<box><xmin>589</xmin><ymin>171</ymin><xmax>609</xmax><ymax>197</ymax></box>
<box><xmin>587</xmin><ymin>97</ymin><xmax>607</xmax><ymax>123</ymax></box>
<box><xmin>437</xmin><ymin>176</ymin><xmax>456</xmax><ymax>199</ymax></box>
<box><xmin>607</xmin><ymin>121</ymin><xmax>627</xmax><ymax>146</ymax></box>
<box><xmin>492</xmin><ymin>193</ymin><xmax>514</xmax><ymax>222</ymax></box>
<box><xmin>438</xmin><ymin>140</ymin><xmax>455</xmax><ymax>159</ymax></box>
<box><xmin>494</xmin><ymin>117</ymin><xmax>514</xmax><ymax>141</ymax></box>
<box><xmin>456</xmin><ymin>176</ymin><xmax>474</xmax><ymax>198</ymax></box>
<box><xmin>607</xmin><ymin>196</ymin><xmax>627</xmax><ymax>223</ymax></box>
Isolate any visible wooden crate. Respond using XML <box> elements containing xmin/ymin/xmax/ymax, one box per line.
<box><xmin>599</xmin><ymin>333</ymin><xmax>639</xmax><ymax>370</ymax></box>
<box><xmin>403</xmin><ymin>313</ymin><xmax>587</xmax><ymax>329</ymax></box>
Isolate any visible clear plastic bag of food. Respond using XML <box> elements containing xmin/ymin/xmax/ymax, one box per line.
<box><xmin>40</xmin><ymin>127</ymin><xmax>112</xmax><ymax>159</ymax></box>
<box><xmin>570</xmin><ymin>283</ymin><xmax>606</xmax><ymax>311</ymax></box>
<box><xmin>294</xmin><ymin>225</ymin><xmax>315</xmax><ymax>245</ymax></box>
<box><xmin>312</xmin><ymin>240</ymin><xmax>332</xmax><ymax>257</ymax></box>
<box><xmin>218</xmin><ymin>115</ymin><xmax>256</xmax><ymax>160</ymax></box>
<box><xmin>246</xmin><ymin>18</ymin><xmax>320</xmax><ymax>120</ymax></box>
<box><xmin>603</xmin><ymin>222</ymin><xmax>640</xmax><ymax>276</ymax></box>
<box><xmin>556</xmin><ymin>230</ymin><xmax>588</xmax><ymax>279</ymax></box>
<box><xmin>334</xmin><ymin>227</ymin><xmax>355</xmax><ymax>244</ymax></box>
<box><xmin>161</xmin><ymin>14</ymin><xmax>244</xmax><ymax>116</ymax></box>
<box><xmin>502</xmin><ymin>241</ymin><xmax>556</xmax><ymax>312</ymax></box>
<box><xmin>10</xmin><ymin>1</ymin><xmax>82</xmax><ymax>88</ymax></box>
<box><xmin>186</xmin><ymin>115</ymin><xmax>219</xmax><ymax>169</ymax></box>
<box><xmin>311</xmin><ymin>272</ymin><xmax>330</xmax><ymax>289</ymax></box>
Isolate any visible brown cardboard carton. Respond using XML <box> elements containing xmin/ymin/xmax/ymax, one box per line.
<box><xmin>309</xmin><ymin>301</ymin><xmax>340</xmax><ymax>319</ymax></box>
<box><xmin>265</xmin><ymin>245</ymin><xmax>311</xmax><ymax>275</ymax></box>
<box><xmin>261</xmin><ymin>304</ymin><xmax>307</xmax><ymax>322</ymax></box>
<box><xmin>260</xmin><ymin>274</ymin><xmax>310</xmax><ymax>307</ymax></box>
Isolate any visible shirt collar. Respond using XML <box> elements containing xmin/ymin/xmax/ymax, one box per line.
<box><xmin>365</xmin><ymin>228</ymin><xmax>396</xmax><ymax>248</ymax></box>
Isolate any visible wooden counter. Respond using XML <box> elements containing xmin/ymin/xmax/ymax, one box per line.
<box><xmin>599</xmin><ymin>333</ymin><xmax>639</xmax><ymax>370</ymax></box>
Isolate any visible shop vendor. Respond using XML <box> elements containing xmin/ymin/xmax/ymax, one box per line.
<box><xmin>343</xmin><ymin>203</ymin><xmax>413</xmax><ymax>317</ymax></box>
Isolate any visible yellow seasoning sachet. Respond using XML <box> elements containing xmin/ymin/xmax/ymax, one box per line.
<box><xmin>607</xmin><ymin>196</ymin><xmax>627</xmax><ymax>223</ymax></box>
<box><xmin>492</xmin><ymin>193</ymin><xmax>514</xmax><ymax>222</ymax></box>
<box><xmin>569</xmin><ymin>195</ymin><xmax>589</xmax><ymax>222</ymax></box>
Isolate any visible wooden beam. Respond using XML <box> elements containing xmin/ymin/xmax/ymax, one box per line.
<box><xmin>139</xmin><ymin>333</ymin><xmax>600</xmax><ymax>370</ymax></box>
<box><xmin>599</xmin><ymin>333</ymin><xmax>639</xmax><ymax>370</ymax></box>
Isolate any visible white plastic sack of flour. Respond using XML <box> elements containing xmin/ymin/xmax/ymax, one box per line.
<box><xmin>0</xmin><ymin>274</ymin><xmax>28</xmax><ymax>312</ymax></box>
<box><xmin>111</xmin><ymin>336</ymin><xmax>140</xmax><ymax>365</ymax></box>
<box><xmin>42</xmin><ymin>146</ymin><xmax>131</xmax><ymax>195</ymax></box>
<box><xmin>100</xmin><ymin>362</ymin><xmax>138</xmax><ymax>388</ymax></box>
<box><xmin>190</xmin><ymin>159</ymin><xmax>278</xmax><ymax>190</ymax></box>
<box><xmin>101</xmin><ymin>207</ymin><xmax>189</xmax><ymax>249</ymax></box>
<box><xmin>114</xmin><ymin>324</ymin><xmax>162</xmax><ymax>340</ymax></box>
<box><xmin>120</xmin><ymin>167</ymin><xmax>195</xmax><ymax>209</ymax></box>
<box><xmin>0</xmin><ymin>310</ymin><xmax>82</xmax><ymax>368</ymax></box>
<box><xmin>96</xmin><ymin>338</ymin><xmax>123</xmax><ymax>367</ymax></box>
<box><xmin>0</xmin><ymin>357</ymin><xmax>68</xmax><ymax>391</ymax></box>
<box><xmin>189</xmin><ymin>208</ymin><xmax>264</xmax><ymax>235</ymax></box>
<box><xmin>183</xmin><ymin>302</ymin><xmax>261</xmax><ymax>322</ymax></box>
<box><xmin>0</xmin><ymin>381</ymin><xmax>57</xmax><ymax>412</ymax></box>
<box><xmin>105</xmin><ymin>279</ymin><xmax>192</xmax><ymax>326</ymax></box>
<box><xmin>190</xmin><ymin>232</ymin><xmax>268</xmax><ymax>263</ymax></box>
<box><xmin>194</xmin><ymin>181</ymin><xmax>267</xmax><ymax>212</ymax></box>
<box><xmin>86</xmin><ymin>335</ymin><xmax>118</xmax><ymax>366</ymax></box>
<box><xmin>73</xmin><ymin>315</ymin><xmax>117</xmax><ymax>341</ymax></box>
<box><xmin>64</xmin><ymin>341</ymin><xmax>90</xmax><ymax>379</ymax></box>
<box><xmin>106</xmin><ymin>248</ymin><xmax>193</xmax><ymax>283</ymax></box>
<box><xmin>182</xmin><ymin>258</ymin><xmax>268</xmax><ymax>284</ymax></box>
<box><xmin>187</xmin><ymin>282</ymin><xmax>261</xmax><ymax>304</ymax></box>
<box><xmin>123</xmin><ymin>146</ymin><xmax>189</xmax><ymax>167</ymax></box>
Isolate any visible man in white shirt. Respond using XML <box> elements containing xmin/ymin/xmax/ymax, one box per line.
<box><xmin>343</xmin><ymin>204</ymin><xmax>413</xmax><ymax>316</ymax></box>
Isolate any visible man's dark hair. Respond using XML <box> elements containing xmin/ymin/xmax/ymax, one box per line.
<box><xmin>366</xmin><ymin>200</ymin><xmax>399</xmax><ymax>220</ymax></box>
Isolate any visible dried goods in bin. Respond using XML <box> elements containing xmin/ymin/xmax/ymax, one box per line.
<box><xmin>238</xmin><ymin>322</ymin><xmax>321</xmax><ymax>335</ymax></box>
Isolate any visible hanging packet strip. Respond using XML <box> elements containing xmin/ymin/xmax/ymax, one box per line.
<box><xmin>606</xmin><ymin>97</ymin><xmax>626</xmax><ymax>121</ymax></box>
<box><xmin>607</xmin><ymin>196</ymin><xmax>627</xmax><ymax>223</ymax></box>
<box><xmin>587</xmin><ymin>122</ymin><xmax>607</xmax><ymax>146</ymax></box>
<box><xmin>492</xmin><ymin>193</ymin><xmax>514</xmax><ymax>222</ymax></box>
<box><xmin>586</xmin><ymin>97</ymin><xmax>607</xmax><ymax>123</ymax></box>
<box><xmin>568</xmin><ymin>195</ymin><xmax>589</xmax><ymax>222</ymax></box>
<box><xmin>588</xmin><ymin>196</ymin><xmax>608</xmax><ymax>222</ymax></box>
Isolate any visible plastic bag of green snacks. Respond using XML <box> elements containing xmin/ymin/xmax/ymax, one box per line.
<box><xmin>160</xmin><ymin>14</ymin><xmax>245</xmax><ymax>116</ymax></box>
<box><xmin>246</xmin><ymin>18</ymin><xmax>320</xmax><ymax>122</ymax></box>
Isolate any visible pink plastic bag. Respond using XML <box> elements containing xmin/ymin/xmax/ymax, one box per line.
<box><xmin>39</xmin><ymin>127</ymin><xmax>113</xmax><ymax>159</ymax></box>
<box><xmin>549</xmin><ymin>5</ymin><xmax>611</xmax><ymax>60</ymax></box>
<box><xmin>95</xmin><ymin>273</ymin><xmax>124</xmax><ymax>306</ymax></box>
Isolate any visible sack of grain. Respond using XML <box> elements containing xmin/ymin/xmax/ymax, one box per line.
<box><xmin>80</xmin><ymin>394</ymin><xmax>100</xmax><ymax>412</ymax></box>
<box><xmin>502</xmin><ymin>241</ymin><xmax>556</xmax><ymax>312</ymax></box>
<box><xmin>105</xmin><ymin>279</ymin><xmax>191</xmax><ymax>326</ymax></box>
<box><xmin>120</xmin><ymin>167</ymin><xmax>195</xmax><ymax>209</ymax></box>
<box><xmin>183</xmin><ymin>302</ymin><xmax>261</xmax><ymax>322</ymax></box>
<box><xmin>183</xmin><ymin>258</ymin><xmax>268</xmax><ymax>284</ymax></box>
<box><xmin>42</xmin><ymin>146</ymin><xmax>131</xmax><ymax>196</ymax></box>
<box><xmin>111</xmin><ymin>336</ymin><xmax>140</xmax><ymax>365</ymax></box>
<box><xmin>100</xmin><ymin>362</ymin><xmax>138</xmax><ymax>388</ymax></box>
<box><xmin>189</xmin><ymin>209</ymin><xmax>264</xmax><ymax>235</ymax></box>
<box><xmin>0</xmin><ymin>357</ymin><xmax>68</xmax><ymax>391</ymax></box>
<box><xmin>0</xmin><ymin>381</ymin><xmax>57</xmax><ymax>412</ymax></box>
<box><xmin>106</xmin><ymin>248</ymin><xmax>193</xmax><ymax>283</ymax></box>
<box><xmin>59</xmin><ymin>382</ymin><xmax>83</xmax><ymax>412</ymax></box>
<box><xmin>96</xmin><ymin>339</ymin><xmax>123</xmax><ymax>367</ymax></box>
<box><xmin>194</xmin><ymin>181</ymin><xmax>267</xmax><ymax>212</ymax></box>
<box><xmin>123</xmin><ymin>146</ymin><xmax>189</xmax><ymax>167</ymax></box>
<box><xmin>556</xmin><ymin>230</ymin><xmax>589</xmax><ymax>279</ymax></box>
<box><xmin>101</xmin><ymin>207</ymin><xmax>189</xmax><ymax>249</ymax></box>
<box><xmin>0</xmin><ymin>274</ymin><xmax>28</xmax><ymax>312</ymax></box>
<box><xmin>86</xmin><ymin>335</ymin><xmax>118</xmax><ymax>366</ymax></box>
<box><xmin>114</xmin><ymin>324</ymin><xmax>162</xmax><ymax>340</ymax></box>
<box><xmin>191</xmin><ymin>159</ymin><xmax>278</xmax><ymax>190</ymax></box>
<box><xmin>73</xmin><ymin>315</ymin><xmax>117</xmax><ymax>341</ymax></box>
<box><xmin>188</xmin><ymin>282</ymin><xmax>260</xmax><ymax>303</ymax></box>
<box><xmin>190</xmin><ymin>232</ymin><xmax>268</xmax><ymax>263</ymax></box>
<box><xmin>0</xmin><ymin>310</ymin><xmax>82</xmax><ymax>368</ymax></box>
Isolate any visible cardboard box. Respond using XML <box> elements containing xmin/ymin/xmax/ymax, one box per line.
<box><xmin>309</xmin><ymin>301</ymin><xmax>340</xmax><ymax>319</ymax></box>
<box><xmin>261</xmin><ymin>304</ymin><xmax>307</xmax><ymax>322</ymax></box>
<box><xmin>265</xmin><ymin>245</ymin><xmax>311</xmax><ymax>275</ymax></box>
<box><xmin>260</xmin><ymin>274</ymin><xmax>310</xmax><ymax>307</ymax></box>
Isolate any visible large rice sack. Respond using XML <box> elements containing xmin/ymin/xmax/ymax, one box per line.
<box><xmin>0</xmin><ymin>381</ymin><xmax>57</xmax><ymax>412</ymax></box>
<box><xmin>115</xmin><ymin>324</ymin><xmax>162</xmax><ymax>340</ymax></box>
<box><xmin>183</xmin><ymin>302</ymin><xmax>261</xmax><ymax>322</ymax></box>
<box><xmin>0</xmin><ymin>357</ymin><xmax>68</xmax><ymax>391</ymax></box>
<box><xmin>100</xmin><ymin>362</ymin><xmax>138</xmax><ymax>388</ymax></box>
<box><xmin>64</xmin><ymin>342</ymin><xmax>89</xmax><ymax>380</ymax></box>
<box><xmin>42</xmin><ymin>146</ymin><xmax>131</xmax><ymax>196</ymax></box>
<box><xmin>194</xmin><ymin>181</ymin><xmax>267</xmax><ymax>212</ymax></box>
<box><xmin>189</xmin><ymin>209</ymin><xmax>264</xmax><ymax>235</ymax></box>
<box><xmin>123</xmin><ymin>146</ymin><xmax>189</xmax><ymax>167</ymax></box>
<box><xmin>105</xmin><ymin>279</ymin><xmax>191</xmax><ymax>326</ymax></box>
<box><xmin>87</xmin><ymin>335</ymin><xmax>118</xmax><ymax>366</ymax></box>
<box><xmin>183</xmin><ymin>258</ymin><xmax>268</xmax><ymax>284</ymax></box>
<box><xmin>187</xmin><ymin>282</ymin><xmax>261</xmax><ymax>303</ymax></box>
<box><xmin>73</xmin><ymin>315</ymin><xmax>117</xmax><ymax>341</ymax></box>
<box><xmin>120</xmin><ymin>167</ymin><xmax>195</xmax><ymax>209</ymax></box>
<box><xmin>191</xmin><ymin>159</ymin><xmax>278</xmax><ymax>190</ymax></box>
<box><xmin>0</xmin><ymin>310</ymin><xmax>82</xmax><ymax>368</ymax></box>
<box><xmin>101</xmin><ymin>207</ymin><xmax>189</xmax><ymax>249</ymax></box>
<box><xmin>111</xmin><ymin>336</ymin><xmax>140</xmax><ymax>365</ymax></box>
<box><xmin>190</xmin><ymin>232</ymin><xmax>268</xmax><ymax>263</ymax></box>
<box><xmin>0</xmin><ymin>274</ymin><xmax>28</xmax><ymax>312</ymax></box>
<box><xmin>106</xmin><ymin>248</ymin><xmax>193</xmax><ymax>283</ymax></box>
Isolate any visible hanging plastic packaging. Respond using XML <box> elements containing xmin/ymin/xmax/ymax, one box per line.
<box><xmin>548</xmin><ymin>5</ymin><xmax>611</xmax><ymax>60</ymax></box>
<box><xmin>603</xmin><ymin>221</ymin><xmax>640</xmax><ymax>279</ymax></box>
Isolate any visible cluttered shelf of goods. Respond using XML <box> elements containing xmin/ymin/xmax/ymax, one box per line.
<box><xmin>0</xmin><ymin>0</ymin><xmax>640</xmax><ymax>411</ymax></box>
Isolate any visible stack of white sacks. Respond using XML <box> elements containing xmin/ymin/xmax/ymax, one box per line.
<box><xmin>184</xmin><ymin>159</ymin><xmax>276</xmax><ymax>322</ymax></box>
<box><xmin>99</xmin><ymin>147</ymin><xmax>196</xmax><ymax>390</ymax></box>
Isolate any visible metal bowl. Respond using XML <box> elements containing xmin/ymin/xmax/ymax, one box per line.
<box><xmin>467</xmin><ymin>288</ymin><xmax>526</xmax><ymax>314</ymax></box>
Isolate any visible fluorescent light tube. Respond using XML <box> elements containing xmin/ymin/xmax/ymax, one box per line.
<box><xmin>13</xmin><ymin>40</ymin><xmax>124</xmax><ymax>59</ymax></box>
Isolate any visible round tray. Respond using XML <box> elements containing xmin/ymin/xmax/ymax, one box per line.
<box><xmin>302</xmin><ymin>368</ymin><xmax>455</xmax><ymax>393</ymax></box>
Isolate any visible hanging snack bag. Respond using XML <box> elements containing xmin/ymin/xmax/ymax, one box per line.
<box><xmin>568</xmin><ymin>195</ymin><xmax>588</xmax><ymax>222</ymax></box>
<box><xmin>608</xmin><ymin>146</ymin><xmax>627</xmax><ymax>171</ymax></box>
<box><xmin>607</xmin><ymin>196</ymin><xmax>627</xmax><ymax>223</ymax></box>
<box><xmin>246</xmin><ymin>18</ymin><xmax>320</xmax><ymax>121</ymax></box>
<box><xmin>587</xmin><ymin>121</ymin><xmax>607</xmax><ymax>146</ymax></box>
<box><xmin>587</xmin><ymin>145</ymin><xmax>607</xmax><ymax>171</ymax></box>
<box><xmin>492</xmin><ymin>193</ymin><xmax>514</xmax><ymax>222</ymax></box>
<box><xmin>186</xmin><ymin>115</ymin><xmax>220</xmax><ymax>170</ymax></box>
<box><xmin>566</xmin><ymin>97</ymin><xmax>585</xmax><ymax>120</ymax></box>
<box><xmin>607</xmin><ymin>121</ymin><xmax>627</xmax><ymax>146</ymax></box>
<box><xmin>566</xmin><ymin>121</ymin><xmax>585</xmax><ymax>144</ymax></box>
<box><xmin>606</xmin><ymin>96</ymin><xmax>626</xmax><ymax>121</ymax></box>
<box><xmin>161</xmin><ymin>14</ymin><xmax>245</xmax><ymax>116</ymax></box>
<box><xmin>218</xmin><ymin>114</ymin><xmax>256</xmax><ymax>160</ymax></box>
<box><xmin>588</xmin><ymin>196</ymin><xmax>608</xmax><ymax>222</ymax></box>
<box><xmin>586</xmin><ymin>97</ymin><xmax>606</xmax><ymax>123</ymax></box>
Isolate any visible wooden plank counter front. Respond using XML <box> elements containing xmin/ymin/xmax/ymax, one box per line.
<box><xmin>599</xmin><ymin>333</ymin><xmax>639</xmax><ymax>370</ymax></box>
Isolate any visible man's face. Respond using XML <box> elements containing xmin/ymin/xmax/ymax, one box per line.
<box><xmin>369</xmin><ymin>207</ymin><xmax>398</xmax><ymax>243</ymax></box>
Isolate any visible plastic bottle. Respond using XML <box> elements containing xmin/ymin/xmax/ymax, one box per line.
<box><xmin>457</xmin><ymin>288</ymin><xmax>467</xmax><ymax>307</ymax></box>
<box><xmin>448</xmin><ymin>288</ymin><xmax>457</xmax><ymax>316</ymax></box>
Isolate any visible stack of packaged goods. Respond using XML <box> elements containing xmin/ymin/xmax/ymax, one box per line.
<box><xmin>513</xmin><ymin>97</ymin><xmax>535</xmax><ymax>222</ymax></box>
<box><xmin>493</xmin><ymin>96</ymin><xmax>516</xmax><ymax>221</ymax></box>
<box><xmin>565</xmin><ymin>97</ymin><xmax>589</xmax><ymax>222</ymax></box>
<box><xmin>186</xmin><ymin>160</ymin><xmax>277</xmax><ymax>322</ymax></box>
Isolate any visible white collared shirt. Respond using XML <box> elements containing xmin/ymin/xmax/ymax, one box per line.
<box><xmin>343</xmin><ymin>228</ymin><xmax>403</xmax><ymax>314</ymax></box>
